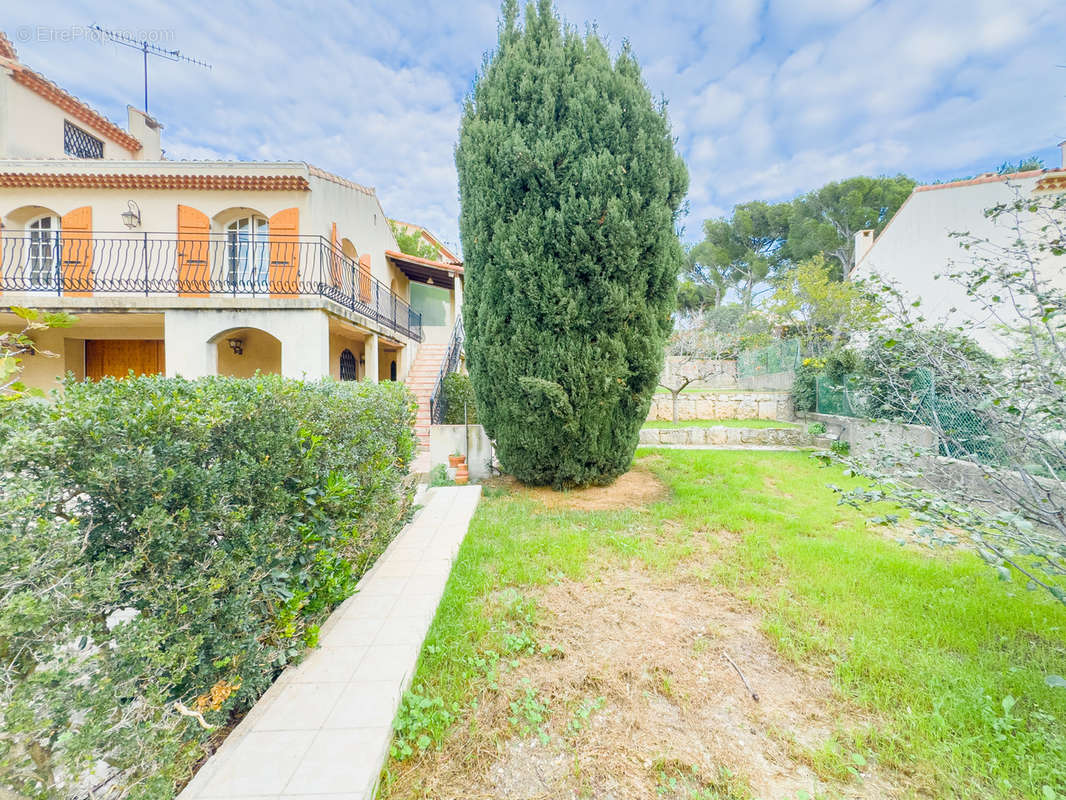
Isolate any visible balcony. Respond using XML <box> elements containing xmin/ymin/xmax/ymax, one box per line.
<box><xmin>0</xmin><ymin>232</ymin><xmax>423</xmax><ymax>341</ymax></box>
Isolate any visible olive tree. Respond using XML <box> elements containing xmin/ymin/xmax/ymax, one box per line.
<box><xmin>837</xmin><ymin>191</ymin><xmax>1066</xmax><ymax>604</ymax></box>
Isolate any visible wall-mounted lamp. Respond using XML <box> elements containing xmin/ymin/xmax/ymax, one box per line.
<box><xmin>227</xmin><ymin>338</ymin><xmax>244</xmax><ymax>355</ymax></box>
<box><xmin>121</xmin><ymin>200</ymin><xmax>142</xmax><ymax>229</ymax></box>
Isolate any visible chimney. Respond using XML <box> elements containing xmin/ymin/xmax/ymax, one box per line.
<box><xmin>1059</xmin><ymin>140</ymin><xmax>1066</xmax><ymax>170</ymax></box>
<box><xmin>854</xmin><ymin>229</ymin><xmax>875</xmax><ymax>268</ymax></box>
<box><xmin>127</xmin><ymin>106</ymin><xmax>163</xmax><ymax>160</ymax></box>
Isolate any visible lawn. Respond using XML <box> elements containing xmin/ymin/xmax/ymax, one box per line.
<box><xmin>381</xmin><ymin>450</ymin><xmax>1066</xmax><ymax>799</ymax></box>
<box><xmin>642</xmin><ymin>418</ymin><xmax>800</xmax><ymax>429</ymax></box>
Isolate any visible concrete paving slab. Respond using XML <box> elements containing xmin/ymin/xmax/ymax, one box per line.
<box><xmin>178</xmin><ymin>485</ymin><xmax>482</xmax><ymax>800</ymax></box>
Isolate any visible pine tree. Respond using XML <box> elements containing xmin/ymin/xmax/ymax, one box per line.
<box><xmin>456</xmin><ymin>0</ymin><xmax>688</xmax><ymax>488</ymax></box>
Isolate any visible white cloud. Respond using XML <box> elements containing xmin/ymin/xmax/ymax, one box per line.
<box><xmin>4</xmin><ymin>0</ymin><xmax>1064</xmax><ymax>247</ymax></box>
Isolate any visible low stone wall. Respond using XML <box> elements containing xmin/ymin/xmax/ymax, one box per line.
<box><xmin>639</xmin><ymin>425</ymin><xmax>829</xmax><ymax>448</ymax></box>
<box><xmin>648</xmin><ymin>391</ymin><xmax>793</xmax><ymax>422</ymax></box>
<box><xmin>800</xmin><ymin>412</ymin><xmax>937</xmax><ymax>456</ymax></box>
<box><xmin>430</xmin><ymin>424</ymin><xmax>495</xmax><ymax>480</ymax></box>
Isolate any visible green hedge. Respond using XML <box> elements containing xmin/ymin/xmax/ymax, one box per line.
<box><xmin>441</xmin><ymin>372</ymin><xmax>477</xmax><ymax>425</ymax></box>
<box><xmin>0</xmin><ymin>375</ymin><xmax>415</xmax><ymax>798</ymax></box>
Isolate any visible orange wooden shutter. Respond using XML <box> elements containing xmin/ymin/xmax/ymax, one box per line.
<box><xmin>329</xmin><ymin>221</ymin><xmax>342</xmax><ymax>289</ymax></box>
<box><xmin>177</xmin><ymin>205</ymin><xmax>210</xmax><ymax>297</ymax></box>
<box><xmin>358</xmin><ymin>253</ymin><xmax>372</xmax><ymax>303</ymax></box>
<box><xmin>60</xmin><ymin>206</ymin><xmax>93</xmax><ymax>296</ymax></box>
<box><xmin>269</xmin><ymin>208</ymin><xmax>300</xmax><ymax>297</ymax></box>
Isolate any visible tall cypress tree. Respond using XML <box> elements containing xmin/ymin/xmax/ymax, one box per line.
<box><xmin>456</xmin><ymin>0</ymin><xmax>688</xmax><ymax>488</ymax></box>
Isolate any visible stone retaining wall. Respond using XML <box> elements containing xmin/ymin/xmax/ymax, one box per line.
<box><xmin>800</xmin><ymin>412</ymin><xmax>937</xmax><ymax>456</ymax></box>
<box><xmin>639</xmin><ymin>425</ymin><xmax>829</xmax><ymax>448</ymax></box>
<box><xmin>648</xmin><ymin>391</ymin><xmax>793</xmax><ymax>422</ymax></box>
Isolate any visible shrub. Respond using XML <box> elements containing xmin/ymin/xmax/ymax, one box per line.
<box><xmin>792</xmin><ymin>357</ymin><xmax>823</xmax><ymax>412</ymax></box>
<box><xmin>807</xmin><ymin>422</ymin><xmax>827</xmax><ymax>435</ymax></box>
<box><xmin>0</xmin><ymin>375</ymin><xmax>416</xmax><ymax>798</ymax></box>
<box><xmin>441</xmin><ymin>373</ymin><xmax>478</xmax><ymax>425</ymax></box>
<box><xmin>456</xmin><ymin>0</ymin><xmax>688</xmax><ymax>488</ymax></box>
<box><xmin>823</xmin><ymin>348</ymin><xmax>861</xmax><ymax>385</ymax></box>
<box><xmin>428</xmin><ymin>463</ymin><xmax>454</xmax><ymax>487</ymax></box>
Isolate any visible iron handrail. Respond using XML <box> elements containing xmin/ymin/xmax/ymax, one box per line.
<box><xmin>429</xmin><ymin>313</ymin><xmax>465</xmax><ymax>424</ymax></box>
<box><xmin>0</xmin><ymin>231</ymin><xmax>423</xmax><ymax>341</ymax></box>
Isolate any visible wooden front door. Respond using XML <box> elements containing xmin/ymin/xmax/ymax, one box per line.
<box><xmin>85</xmin><ymin>340</ymin><xmax>165</xmax><ymax>380</ymax></box>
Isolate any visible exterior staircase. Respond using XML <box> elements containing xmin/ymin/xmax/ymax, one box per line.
<box><xmin>406</xmin><ymin>343</ymin><xmax>449</xmax><ymax>451</ymax></box>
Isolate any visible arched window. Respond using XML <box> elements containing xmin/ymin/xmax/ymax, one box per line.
<box><xmin>390</xmin><ymin>359</ymin><xmax>397</xmax><ymax>381</ymax></box>
<box><xmin>226</xmin><ymin>215</ymin><xmax>269</xmax><ymax>291</ymax></box>
<box><xmin>26</xmin><ymin>215</ymin><xmax>60</xmax><ymax>289</ymax></box>
<box><xmin>339</xmin><ymin>348</ymin><xmax>358</xmax><ymax>381</ymax></box>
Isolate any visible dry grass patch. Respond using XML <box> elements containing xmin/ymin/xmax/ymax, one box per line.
<box><xmin>387</xmin><ymin>567</ymin><xmax>906</xmax><ymax>800</ymax></box>
<box><xmin>487</xmin><ymin>465</ymin><xmax>668</xmax><ymax>511</ymax></box>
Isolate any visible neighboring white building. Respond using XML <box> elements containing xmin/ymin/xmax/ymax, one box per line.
<box><xmin>0</xmin><ymin>31</ymin><xmax>463</xmax><ymax>448</ymax></box>
<box><xmin>852</xmin><ymin>147</ymin><xmax>1066</xmax><ymax>353</ymax></box>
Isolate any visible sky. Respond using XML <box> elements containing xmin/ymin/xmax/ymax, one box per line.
<box><xmin>6</xmin><ymin>1</ymin><xmax>1065</xmax><ymax>252</ymax></box>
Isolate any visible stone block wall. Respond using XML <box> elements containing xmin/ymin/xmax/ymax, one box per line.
<box><xmin>639</xmin><ymin>425</ymin><xmax>830</xmax><ymax>448</ymax></box>
<box><xmin>648</xmin><ymin>391</ymin><xmax>793</xmax><ymax>422</ymax></box>
<box><xmin>800</xmin><ymin>412</ymin><xmax>937</xmax><ymax>456</ymax></box>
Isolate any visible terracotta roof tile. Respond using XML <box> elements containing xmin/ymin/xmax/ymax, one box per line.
<box><xmin>385</xmin><ymin>248</ymin><xmax>463</xmax><ymax>273</ymax></box>
<box><xmin>306</xmin><ymin>164</ymin><xmax>373</xmax><ymax>195</ymax></box>
<box><xmin>0</xmin><ymin>31</ymin><xmax>16</xmax><ymax>60</ymax></box>
<box><xmin>9</xmin><ymin>65</ymin><xmax>142</xmax><ymax>152</ymax></box>
<box><xmin>914</xmin><ymin>169</ymin><xmax>1059</xmax><ymax>193</ymax></box>
<box><xmin>1035</xmin><ymin>174</ymin><xmax>1066</xmax><ymax>192</ymax></box>
<box><xmin>0</xmin><ymin>172</ymin><xmax>311</xmax><ymax>191</ymax></box>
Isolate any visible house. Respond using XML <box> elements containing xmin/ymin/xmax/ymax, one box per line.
<box><xmin>851</xmin><ymin>145</ymin><xmax>1066</xmax><ymax>353</ymax></box>
<box><xmin>0</xmin><ymin>32</ymin><xmax>464</xmax><ymax>448</ymax></box>
<box><xmin>389</xmin><ymin>218</ymin><xmax>462</xmax><ymax>265</ymax></box>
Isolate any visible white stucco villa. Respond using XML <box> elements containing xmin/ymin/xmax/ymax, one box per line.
<box><xmin>851</xmin><ymin>145</ymin><xmax>1066</xmax><ymax>353</ymax></box>
<box><xmin>0</xmin><ymin>32</ymin><xmax>464</xmax><ymax>448</ymax></box>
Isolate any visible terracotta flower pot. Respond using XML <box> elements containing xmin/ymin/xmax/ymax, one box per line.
<box><xmin>448</xmin><ymin>454</ymin><xmax>466</xmax><ymax>468</ymax></box>
<box><xmin>454</xmin><ymin>463</ymin><xmax>469</xmax><ymax>485</ymax></box>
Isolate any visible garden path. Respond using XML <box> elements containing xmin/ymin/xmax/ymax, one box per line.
<box><xmin>178</xmin><ymin>485</ymin><xmax>482</xmax><ymax>800</ymax></box>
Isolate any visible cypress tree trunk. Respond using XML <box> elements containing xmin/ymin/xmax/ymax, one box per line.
<box><xmin>456</xmin><ymin>0</ymin><xmax>688</xmax><ymax>488</ymax></box>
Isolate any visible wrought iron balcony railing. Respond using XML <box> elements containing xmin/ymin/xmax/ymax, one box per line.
<box><xmin>0</xmin><ymin>232</ymin><xmax>423</xmax><ymax>341</ymax></box>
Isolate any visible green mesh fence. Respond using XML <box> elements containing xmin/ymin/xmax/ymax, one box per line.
<box><xmin>737</xmin><ymin>339</ymin><xmax>801</xmax><ymax>378</ymax></box>
<box><xmin>815</xmin><ymin>375</ymin><xmax>868</xmax><ymax>417</ymax></box>
<box><xmin>816</xmin><ymin>368</ymin><xmax>1003</xmax><ymax>464</ymax></box>
<box><xmin>908</xmin><ymin>368</ymin><xmax>1004</xmax><ymax>462</ymax></box>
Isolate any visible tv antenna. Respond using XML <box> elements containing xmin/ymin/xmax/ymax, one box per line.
<box><xmin>89</xmin><ymin>24</ymin><xmax>211</xmax><ymax>115</ymax></box>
